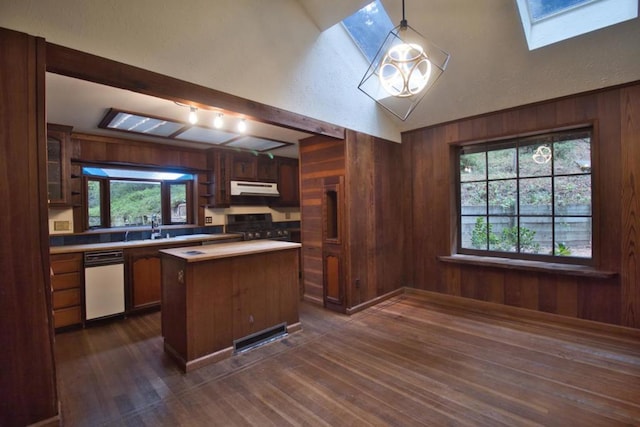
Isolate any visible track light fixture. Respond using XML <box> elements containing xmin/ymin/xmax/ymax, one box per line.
<box><xmin>213</xmin><ymin>113</ymin><xmax>224</xmax><ymax>129</ymax></box>
<box><xmin>188</xmin><ymin>106</ymin><xmax>198</xmax><ymax>125</ymax></box>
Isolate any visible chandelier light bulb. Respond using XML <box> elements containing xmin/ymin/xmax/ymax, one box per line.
<box><xmin>213</xmin><ymin>113</ymin><xmax>224</xmax><ymax>129</ymax></box>
<box><xmin>237</xmin><ymin>119</ymin><xmax>247</xmax><ymax>133</ymax></box>
<box><xmin>379</xmin><ymin>43</ymin><xmax>432</xmax><ymax>97</ymax></box>
<box><xmin>188</xmin><ymin>107</ymin><xmax>198</xmax><ymax>125</ymax></box>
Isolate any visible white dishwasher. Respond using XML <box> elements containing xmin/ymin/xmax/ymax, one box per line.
<box><xmin>84</xmin><ymin>250</ymin><xmax>125</xmax><ymax>320</ymax></box>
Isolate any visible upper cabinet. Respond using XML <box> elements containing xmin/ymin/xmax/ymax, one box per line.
<box><xmin>229</xmin><ymin>152</ymin><xmax>280</xmax><ymax>183</ymax></box>
<box><xmin>209</xmin><ymin>148</ymin><xmax>231</xmax><ymax>208</ymax></box>
<box><xmin>257</xmin><ymin>156</ymin><xmax>278</xmax><ymax>182</ymax></box>
<box><xmin>211</xmin><ymin>147</ymin><xmax>299</xmax><ymax>207</ymax></box>
<box><xmin>276</xmin><ymin>158</ymin><xmax>299</xmax><ymax>206</ymax></box>
<box><xmin>231</xmin><ymin>152</ymin><xmax>258</xmax><ymax>181</ymax></box>
<box><xmin>46</xmin><ymin>123</ymin><xmax>73</xmax><ymax>207</ymax></box>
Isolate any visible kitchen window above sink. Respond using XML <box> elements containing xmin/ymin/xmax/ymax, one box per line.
<box><xmin>83</xmin><ymin>166</ymin><xmax>194</xmax><ymax>229</ymax></box>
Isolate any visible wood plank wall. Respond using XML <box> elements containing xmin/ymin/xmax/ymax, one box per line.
<box><xmin>299</xmin><ymin>131</ymin><xmax>405</xmax><ymax>310</ymax></box>
<box><xmin>299</xmin><ymin>135</ymin><xmax>346</xmax><ymax>304</ymax></box>
<box><xmin>70</xmin><ymin>132</ymin><xmax>208</xmax><ymax>170</ymax></box>
<box><xmin>402</xmin><ymin>82</ymin><xmax>640</xmax><ymax>328</ymax></box>
<box><xmin>345</xmin><ymin>130</ymin><xmax>406</xmax><ymax>307</ymax></box>
<box><xmin>0</xmin><ymin>28</ymin><xmax>59</xmax><ymax>426</ymax></box>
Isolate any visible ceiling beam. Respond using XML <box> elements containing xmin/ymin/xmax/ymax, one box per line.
<box><xmin>45</xmin><ymin>42</ymin><xmax>345</xmax><ymax>140</ymax></box>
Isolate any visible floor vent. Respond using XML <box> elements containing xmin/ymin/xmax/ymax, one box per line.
<box><xmin>234</xmin><ymin>323</ymin><xmax>287</xmax><ymax>353</ymax></box>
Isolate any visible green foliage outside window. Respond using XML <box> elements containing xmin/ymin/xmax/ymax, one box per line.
<box><xmin>471</xmin><ymin>217</ymin><xmax>540</xmax><ymax>253</ymax></box>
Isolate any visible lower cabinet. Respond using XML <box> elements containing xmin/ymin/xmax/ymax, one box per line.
<box><xmin>127</xmin><ymin>247</ymin><xmax>163</xmax><ymax>311</ymax></box>
<box><xmin>50</xmin><ymin>253</ymin><xmax>83</xmax><ymax>329</ymax></box>
<box><xmin>126</xmin><ymin>242</ymin><xmax>207</xmax><ymax>312</ymax></box>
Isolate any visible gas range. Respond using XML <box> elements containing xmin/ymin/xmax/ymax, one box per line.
<box><xmin>226</xmin><ymin>213</ymin><xmax>290</xmax><ymax>241</ymax></box>
<box><xmin>241</xmin><ymin>228</ymin><xmax>290</xmax><ymax>241</ymax></box>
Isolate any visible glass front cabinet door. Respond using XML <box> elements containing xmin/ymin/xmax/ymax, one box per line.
<box><xmin>46</xmin><ymin>124</ymin><xmax>72</xmax><ymax>207</ymax></box>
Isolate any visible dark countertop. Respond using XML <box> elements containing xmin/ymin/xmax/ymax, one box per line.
<box><xmin>50</xmin><ymin>233</ymin><xmax>242</xmax><ymax>254</ymax></box>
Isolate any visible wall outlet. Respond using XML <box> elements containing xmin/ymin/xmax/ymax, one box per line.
<box><xmin>53</xmin><ymin>220</ymin><xmax>70</xmax><ymax>231</ymax></box>
<box><xmin>205</xmin><ymin>216</ymin><xmax>213</xmax><ymax>224</ymax></box>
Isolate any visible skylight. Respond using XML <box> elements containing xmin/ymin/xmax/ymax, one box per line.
<box><xmin>342</xmin><ymin>0</ymin><xmax>394</xmax><ymax>62</ymax></box>
<box><xmin>516</xmin><ymin>0</ymin><xmax>638</xmax><ymax>50</ymax></box>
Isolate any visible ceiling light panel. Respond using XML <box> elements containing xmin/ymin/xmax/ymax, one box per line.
<box><xmin>175</xmin><ymin>126</ymin><xmax>238</xmax><ymax>144</ymax></box>
<box><xmin>105</xmin><ymin>111</ymin><xmax>183</xmax><ymax>136</ymax></box>
<box><xmin>226</xmin><ymin>136</ymin><xmax>286</xmax><ymax>151</ymax></box>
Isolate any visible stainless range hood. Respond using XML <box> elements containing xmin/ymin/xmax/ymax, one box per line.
<box><xmin>230</xmin><ymin>180</ymin><xmax>280</xmax><ymax>197</ymax></box>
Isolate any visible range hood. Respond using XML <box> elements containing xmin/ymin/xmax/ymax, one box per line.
<box><xmin>230</xmin><ymin>180</ymin><xmax>280</xmax><ymax>197</ymax></box>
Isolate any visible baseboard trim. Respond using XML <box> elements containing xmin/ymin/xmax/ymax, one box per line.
<box><xmin>404</xmin><ymin>287</ymin><xmax>640</xmax><ymax>338</ymax></box>
<box><xmin>346</xmin><ymin>288</ymin><xmax>404</xmax><ymax>315</ymax></box>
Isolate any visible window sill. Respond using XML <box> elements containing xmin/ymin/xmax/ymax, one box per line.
<box><xmin>438</xmin><ymin>255</ymin><xmax>617</xmax><ymax>279</ymax></box>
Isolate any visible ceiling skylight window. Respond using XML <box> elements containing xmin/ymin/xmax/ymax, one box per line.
<box><xmin>516</xmin><ymin>0</ymin><xmax>638</xmax><ymax>50</ymax></box>
<box><xmin>342</xmin><ymin>0</ymin><xmax>394</xmax><ymax>62</ymax></box>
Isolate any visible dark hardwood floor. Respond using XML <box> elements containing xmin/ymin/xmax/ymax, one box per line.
<box><xmin>54</xmin><ymin>290</ymin><xmax>640</xmax><ymax>426</ymax></box>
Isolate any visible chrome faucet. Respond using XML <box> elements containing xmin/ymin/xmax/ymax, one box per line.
<box><xmin>124</xmin><ymin>230</ymin><xmax>130</xmax><ymax>242</ymax></box>
<box><xmin>151</xmin><ymin>215</ymin><xmax>162</xmax><ymax>239</ymax></box>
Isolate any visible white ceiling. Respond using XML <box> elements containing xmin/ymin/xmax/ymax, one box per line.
<box><xmin>46</xmin><ymin>73</ymin><xmax>307</xmax><ymax>158</ymax></box>
<box><xmin>3</xmin><ymin>0</ymin><xmax>640</xmax><ymax>154</ymax></box>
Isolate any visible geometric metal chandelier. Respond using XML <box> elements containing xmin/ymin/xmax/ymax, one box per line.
<box><xmin>358</xmin><ymin>0</ymin><xmax>450</xmax><ymax>121</ymax></box>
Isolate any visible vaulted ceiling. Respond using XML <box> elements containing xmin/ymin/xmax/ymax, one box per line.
<box><xmin>1</xmin><ymin>0</ymin><xmax>639</xmax><ymax>150</ymax></box>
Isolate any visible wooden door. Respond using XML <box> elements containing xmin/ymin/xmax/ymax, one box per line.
<box><xmin>132</xmin><ymin>255</ymin><xmax>162</xmax><ymax>309</ymax></box>
<box><xmin>128</xmin><ymin>247</ymin><xmax>162</xmax><ymax>310</ymax></box>
<box><xmin>322</xmin><ymin>176</ymin><xmax>346</xmax><ymax>312</ymax></box>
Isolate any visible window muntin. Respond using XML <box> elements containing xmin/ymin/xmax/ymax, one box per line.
<box><xmin>83</xmin><ymin>167</ymin><xmax>194</xmax><ymax>229</ymax></box>
<box><xmin>458</xmin><ymin>128</ymin><xmax>592</xmax><ymax>262</ymax></box>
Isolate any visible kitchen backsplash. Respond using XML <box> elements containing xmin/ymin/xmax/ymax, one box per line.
<box><xmin>49</xmin><ymin>225</ymin><xmax>224</xmax><ymax>247</ymax></box>
<box><xmin>49</xmin><ymin>220</ymin><xmax>300</xmax><ymax>247</ymax></box>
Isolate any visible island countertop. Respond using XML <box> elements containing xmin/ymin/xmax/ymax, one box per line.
<box><xmin>159</xmin><ymin>240</ymin><xmax>302</xmax><ymax>263</ymax></box>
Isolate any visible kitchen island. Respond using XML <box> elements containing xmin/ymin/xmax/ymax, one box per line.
<box><xmin>159</xmin><ymin>240</ymin><xmax>302</xmax><ymax>372</ymax></box>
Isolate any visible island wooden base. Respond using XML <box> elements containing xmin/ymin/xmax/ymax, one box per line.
<box><xmin>164</xmin><ymin>322</ymin><xmax>303</xmax><ymax>372</ymax></box>
<box><xmin>160</xmin><ymin>242</ymin><xmax>301</xmax><ymax>372</ymax></box>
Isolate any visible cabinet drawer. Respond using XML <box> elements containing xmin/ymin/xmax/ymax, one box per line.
<box><xmin>51</xmin><ymin>271</ymin><xmax>82</xmax><ymax>290</ymax></box>
<box><xmin>54</xmin><ymin>306</ymin><xmax>82</xmax><ymax>328</ymax></box>
<box><xmin>53</xmin><ymin>288</ymin><xmax>81</xmax><ymax>309</ymax></box>
<box><xmin>51</xmin><ymin>253</ymin><xmax>82</xmax><ymax>274</ymax></box>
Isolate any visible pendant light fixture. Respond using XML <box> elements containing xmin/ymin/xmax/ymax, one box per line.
<box><xmin>358</xmin><ymin>0</ymin><xmax>450</xmax><ymax>121</ymax></box>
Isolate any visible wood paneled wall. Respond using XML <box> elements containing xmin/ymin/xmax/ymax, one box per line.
<box><xmin>70</xmin><ymin>132</ymin><xmax>208</xmax><ymax>170</ymax></box>
<box><xmin>0</xmin><ymin>28</ymin><xmax>59</xmax><ymax>426</ymax></box>
<box><xmin>299</xmin><ymin>135</ymin><xmax>346</xmax><ymax>304</ymax></box>
<box><xmin>345</xmin><ymin>130</ymin><xmax>405</xmax><ymax>307</ymax></box>
<box><xmin>299</xmin><ymin>131</ymin><xmax>405</xmax><ymax>310</ymax></box>
<box><xmin>402</xmin><ymin>82</ymin><xmax>640</xmax><ymax>328</ymax></box>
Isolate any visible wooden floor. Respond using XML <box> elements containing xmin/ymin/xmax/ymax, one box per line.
<box><xmin>54</xmin><ymin>290</ymin><xmax>640</xmax><ymax>426</ymax></box>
